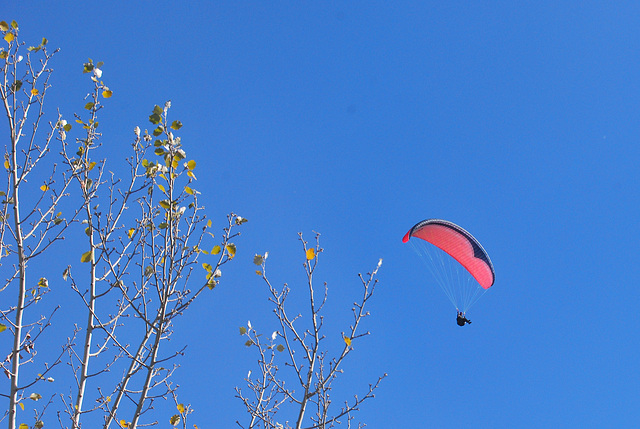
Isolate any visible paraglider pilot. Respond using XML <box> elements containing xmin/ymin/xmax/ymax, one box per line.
<box><xmin>456</xmin><ymin>311</ymin><xmax>471</xmax><ymax>326</ymax></box>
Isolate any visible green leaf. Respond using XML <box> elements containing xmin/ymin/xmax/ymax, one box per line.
<box><xmin>154</xmin><ymin>148</ymin><xmax>165</xmax><ymax>156</ymax></box>
<box><xmin>83</xmin><ymin>61</ymin><xmax>94</xmax><ymax>73</ymax></box>
<box><xmin>149</xmin><ymin>113</ymin><xmax>161</xmax><ymax>125</ymax></box>
<box><xmin>10</xmin><ymin>21</ymin><xmax>18</xmax><ymax>30</ymax></box>
<box><xmin>41</xmin><ymin>37</ymin><xmax>48</xmax><ymax>46</ymax></box>
<box><xmin>211</xmin><ymin>245</ymin><xmax>221</xmax><ymax>255</ymax></box>
<box><xmin>184</xmin><ymin>186</ymin><xmax>194</xmax><ymax>195</ymax></box>
<box><xmin>85</xmin><ymin>227</ymin><xmax>91</xmax><ymax>236</ymax></box>
<box><xmin>159</xmin><ymin>200</ymin><xmax>171</xmax><ymax>210</ymax></box>
<box><xmin>244</xmin><ymin>340</ymin><xmax>253</xmax><ymax>347</ymax></box>
<box><xmin>0</xmin><ymin>50</ymin><xmax>7</xmax><ymax>59</ymax></box>
<box><xmin>144</xmin><ymin>266</ymin><xmax>154</xmax><ymax>277</ymax></box>
<box><xmin>84</xmin><ymin>102</ymin><xmax>95</xmax><ymax>110</ymax></box>
<box><xmin>239</xmin><ymin>326</ymin><xmax>247</xmax><ymax>335</ymax></box>
<box><xmin>80</xmin><ymin>250</ymin><xmax>93</xmax><ymax>263</ymax></box>
<box><xmin>202</xmin><ymin>263</ymin><xmax>212</xmax><ymax>272</ymax></box>
<box><xmin>253</xmin><ymin>254</ymin><xmax>264</xmax><ymax>265</ymax></box>
<box><xmin>63</xmin><ymin>123</ymin><xmax>72</xmax><ymax>132</ymax></box>
<box><xmin>35</xmin><ymin>422</ymin><xmax>44</xmax><ymax>429</ymax></box>
<box><xmin>158</xmin><ymin>222</ymin><xmax>168</xmax><ymax>229</ymax></box>
<box><xmin>152</xmin><ymin>126</ymin><xmax>163</xmax><ymax>136</ymax></box>
<box><xmin>153</xmin><ymin>105</ymin><xmax>163</xmax><ymax>115</ymax></box>
<box><xmin>170</xmin><ymin>120</ymin><xmax>183</xmax><ymax>130</ymax></box>
<box><xmin>10</xmin><ymin>80</ymin><xmax>22</xmax><ymax>92</ymax></box>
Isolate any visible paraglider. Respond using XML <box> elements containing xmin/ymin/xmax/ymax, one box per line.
<box><xmin>402</xmin><ymin>219</ymin><xmax>494</xmax><ymax>326</ymax></box>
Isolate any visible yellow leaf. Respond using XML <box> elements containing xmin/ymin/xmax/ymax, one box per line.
<box><xmin>19</xmin><ymin>424</ymin><xmax>28</xmax><ymax>429</ymax></box>
<box><xmin>172</xmin><ymin>158</ymin><xmax>179</xmax><ymax>169</ymax></box>
<box><xmin>88</xmin><ymin>161</ymin><xmax>97</xmax><ymax>171</ymax></box>
<box><xmin>170</xmin><ymin>414</ymin><xmax>180</xmax><ymax>426</ymax></box>
<box><xmin>18</xmin><ymin>402</ymin><xmax>24</xmax><ymax>410</ymax></box>
<box><xmin>159</xmin><ymin>200</ymin><xmax>171</xmax><ymax>210</ymax></box>
<box><xmin>80</xmin><ymin>250</ymin><xmax>93</xmax><ymax>263</ymax></box>
<box><xmin>177</xmin><ymin>403</ymin><xmax>185</xmax><ymax>413</ymax></box>
<box><xmin>344</xmin><ymin>336</ymin><xmax>352</xmax><ymax>347</ymax></box>
<box><xmin>4</xmin><ymin>33</ymin><xmax>14</xmax><ymax>43</ymax></box>
<box><xmin>157</xmin><ymin>184</ymin><xmax>165</xmax><ymax>192</ymax></box>
<box><xmin>256</xmin><ymin>270</ymin><xmax>263</xmax><ymax>276</ymax></box>
<box><xmin>0</xmin><ymin>323</ymin><xmax>6</xmax><ymax>332</ymax></box>
<box><xmin>0</xmin><ymin>21</ymin><xmax>8</xmax><ymax>31</ymax></box>
<box><xmin>119</xmin><ymin>420</ymin><xmax>129</xmax><ymax>428</ymax></box>
<box><xmin>184</xmin><ymin>186</ymin><xmax>194</xmax><ymax>195</ymax></box>
<box><xmin>211</xmin><ymin>245</ymin><xmax>221</xmax><ymax>255</ymax></box>
<box><xmin>306</xmin><ymin>248</ymin><xmax>315</xmax><ymax>260</ymax></box>
<box><xmin>207</xmin><ymin>219</ymin><xmax>212</xmax><ymax>228</ymax></box>
<box><xmin>106</xmin><ymin>395</ymin><xmax>111</xmax><ymax>402</ymax></box>
<box><xmin>225</xmin><ymin>243</ymin><xmax>236</xmax><ymax>258</ymax></box>
<box><xmin>187</xmin><ymin>170</ymin><xmax>197</xmax><ymax>180</ymax></box>
<box><xmin>187</xmin><ymin>160</ymin><xmax>196</xmax><ymax>170</ymax></box>
<box><xmin>40</xmin><ymin>184</ymin><xmax>49</xmax><ymax>192</ymax></box>
<box><xmin>4</xmin><ymin>160</ymin><xmax>9</xmax><ymax>169</ymax></box>
<box><xmin>127</xmin><ymin>228</ymin><xmax>135</xmax><ymax>239</ymax></box>
<box><xmin>102</xmin><ymin>89</ymin><xmax>113</xmax><ymax>98</ymax></box>
<box><xmin>31</xmin><ymin>88</ymin><xmax>39</xmax><ymax>96</ymax></box>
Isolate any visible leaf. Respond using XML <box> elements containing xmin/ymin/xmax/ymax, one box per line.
<box><xmin>42</xmin><ymin>37</ymin><xmax>48</xmax><ymax>46</ymax></box>
<box><xmin>239</xmin><ymin>326</ymin><xmax>247</xmax><ymax>335</ymax></box>
<box><xmin>10</xmin><ymin>21</ymin><xmax>18</xmax><ymax>30</ymax></box>
<box><xmin>62</xmin><ymin>268</ymin><xmax>69</xmax><ymax>281</ymax></box>
<box><xmin>211</xmin><ymin>245</ymin><xmax>221</xmax><ymax>255</ymax></box>
<box><xmin>0</xmin><ymin>50</ymin><xmax>7</xmax><ymax>59</ymax></box>
<box><xmin>29</xmin><ymin>392</ymin><xmax>42</xmax><ymax>401</ymax></box>
<box><xmin>0</xmin><ymin>323</ymin><xmax>6</xmax><ymax>333</ymax></box>
<box><xmin>127</xmin><ymin>228</ymin><xmax>135</xmax><ymax>239</ymax></box>
<box><xmin>157</xmin><ymin>184</ymin><xmax>165</xmax><ymax>192</ymax></box>
<box><xmin>153</xmin><ymin>105</ymin><xmax>163</xmax><ymax>114</ymax></box>
<box><xmin>119</xmin><ymin>420</ymin><xmax>129</xmax><ymax>428</ymax></box>
<box><xmin>149</xmin><ymin>113</ymin><xmax>161</xmax><ymax>124</ymax></box>
<box><xmin>225</xmin><ymin>243</ymin><xmax>236</xmax><ymax>259</ymax></box>
<box><xmin>35</xmin><ymin>422</ymin><xmax>44</xmax><ymax>429</ymax></box>
<box><xmin>31</xmin><ymin>88</ymin><xmax>39</xmax><ymax>96</ymax></box>
<box><xmin>256</xmin><ymin>270</ymin><xmax>262</xmax><ymax>276</ymax></box>
<box><xmin>18</xmin><ymin>424</ymin><xmax>27</xmax><ymax>429</ymax></box>
<box><xmin>170</xmin><ymin>414</ymin><xmax>180</xmax><ymax>426</ymax></box>
<box><xmin>253</xmin><ymin>254</ymin><xmax>264</xmax><ymax>265</ymax></box>
<box><xmin>170</xmin><ymin>120</ymin><xmax>183</xmax><ymax>130</ymax></box>
<box><xmin>158</xmin><ymin>222</ymin><xmax>168</xmax><ymax>229</ymax></box>
<box><xmin>177</xmin><ymin>403</ymin><xmax>185</xmax><ymax>413</ymax></box>
<box><xmin>3</xmin><ymin>160</ymin><xmax>8</xmax><ymax>169</ymax></box>
<box><xmin>102</xmin><ymin>89</ymin><xmax>113</xmax><ymax>98</ymax></box>
<box><xmin>4</xmin><ymin>33</ymin><xmax>14</xmax><ymax>43</ymax></box>
<box><xmin>277</xmin><ymin>344</ymin><xmax>285</xmax><ymax>352</ymax></box>
<box><xmin>84</xmin><ymin>102</ymin><xmax>95</xmax><ymax>110</ymax></box>
<box><xmin>184</xmin><ymin>186</ymin><xmax>194</xmax><ymax>195</ymax></box>
<box><xmin>244</xmin><ymin>340</ymin><xmax>253</xmax><ymax>347</ymax></box>
<box><xmin>306</xmin><ymin>248</ymin><xmax>316</xmax><ymax>260</ymax></box>
<box><xmin>18</xmin><ymin>402</ymin><xmax>24</xmax><ymax>410</ymax></box>
<box><xmin>202</xmin><ymin>263</ymin><xmax>212</xmax><ymax>272</ymax></box>
<box><xmin>40</xmin><ymin>185</ymin><xmax>49</xmax><ymax>192</ymax></box>
<box><xmin>80</xmin><ymin>250</ymin><xmax>93</xmax><ymax>263</ymax></box>
<box><xmin>159</xmin><ymin>200</ymin><xmax>171</xmax><ymax>210</ymax></box>
<box><xmin>88</xmin><ymin>161</ymin><xmax>97</xmax><ymax>171</ymax></box>
<box><xmin>0</xmin><ymin>21</ymin><xmax>8</xmax><ymax>31</ymax></box>
<box><xmin>344</xmin><ymin>336</ymin><xmax>352</xmax><ymax>347</ymax></box>
<box><xmin>187</xmin><ymin>160</ymin><xmax>196</xmax><ymax>170</ymax></box>
<box><xmin>207</xmin><ymin>278</ymin><xmax>217</xmax><ymax>290</ymax></box>
<box><xmin>63</xmin><ymin>123</ymin><xmax>72</xmax><ymax>132</ymax></box>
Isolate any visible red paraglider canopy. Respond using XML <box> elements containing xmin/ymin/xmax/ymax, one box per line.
<box><xmin>402</xmin><ymin>219</ymin><xmax>495</xmax><ymax>289</ymax></box>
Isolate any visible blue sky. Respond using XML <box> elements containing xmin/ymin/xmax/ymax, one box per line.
<box><xmin>4</xmin><ymin>1</ymin><xmax>640</xmax><ymax>427</ymax></box>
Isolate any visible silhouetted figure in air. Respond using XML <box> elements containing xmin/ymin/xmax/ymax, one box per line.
<box><xmin>456</xmin><ymin>311</ymin><xmax>471</xmax><ymax>326</ymax></box>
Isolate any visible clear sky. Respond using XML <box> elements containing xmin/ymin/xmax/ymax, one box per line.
<box><xmin>4</xmin><ymin>1</ymin><xmax>640</xmax><ymax>427</ymax></box>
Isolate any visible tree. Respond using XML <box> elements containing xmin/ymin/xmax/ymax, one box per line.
<box><xmin>0</xmin><ymin>22</ymin><xmax>245</xmax><ymax>429</ymax></box>
<box><xmin>236</xmin><ymin>233</ymin><xmax>385</xmax><ymax>429</ymax></box>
